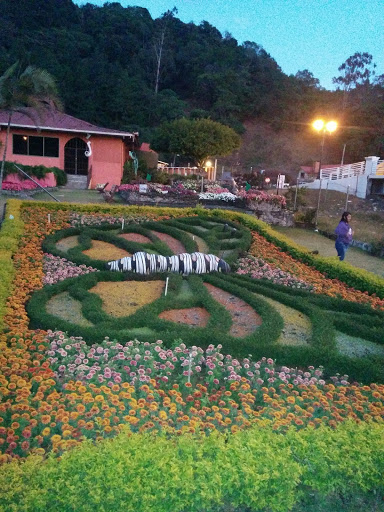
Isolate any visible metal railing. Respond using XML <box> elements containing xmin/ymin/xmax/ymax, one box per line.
<box><xmin>162</xmin><ymin>167</ymin><xmax>199</xmax><ymax>176</ymax></box>
<box><xmin>320</xmin><ymin>161</ymin><xmax>365</xmax><ymax>181</ymax></box>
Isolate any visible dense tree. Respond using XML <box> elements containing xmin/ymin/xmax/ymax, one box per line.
<box><xmin>0</xmin><ymin>0</ymin><xmax>382</xmax><ymax>173</ymax></box>
<box><xmin>0</xmin><ymin>62</ymin><xmax>61</xmax><ymax>192</ymax></box>
<box><xmin>151</xmin><ymin>118</ymin><xmax>241</xmax><ymax>167</ymax></box>
<box><xmin>333</xmin><ymin>52</ymin><xmax>377</xmax><ymax>109</ymax></box>
<box><xmin>295</xmin><ymin>70</ymin><xmax>321</xmax><ymax>88</ymax></box>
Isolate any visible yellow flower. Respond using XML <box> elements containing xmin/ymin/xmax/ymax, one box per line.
<box><xmin>51</xmin><ymin>434</ymin><xmax>62</xmax><ymax>443</ymax></box>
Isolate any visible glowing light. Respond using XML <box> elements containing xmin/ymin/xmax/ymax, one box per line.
<box><xmin>312</xmin><ymin>119</ymin><xmax>324</xmax><ymax>131</ymax></box>
<box><xmin>205</xmin><ymin>160</ymin><xmax>212</xmax><ymax>167</ymax></box>
<box><xmin>312</xmin><ymin>119</ymin><xmax>337</xmax><ymax>133</ymax></box>
<box><xmin>326</xmin><ymin>121</ymin><xmax>337</xmax><ymax>132</ymax></box>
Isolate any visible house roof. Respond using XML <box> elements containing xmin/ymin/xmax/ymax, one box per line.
<box><xmin>139</xmin><ymin>142</ymin><xmax>156</xmax><ymax>153</ymax></box>
<box><xmin>0</xmin><ymin>107</ymin><xmax>138</xmax><ymax>139</ymax></box>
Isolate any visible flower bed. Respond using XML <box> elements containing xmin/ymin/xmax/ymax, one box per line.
<box><xmin>1</xmin><ymin>201</ymin><xmax>384</xmax><ymax>509</ymax></box>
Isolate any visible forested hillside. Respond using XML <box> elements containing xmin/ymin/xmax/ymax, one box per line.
<box><xmin>0</xmin><ymin>0</ymin><xmax>383</xmax><ymax>172</ymax></box>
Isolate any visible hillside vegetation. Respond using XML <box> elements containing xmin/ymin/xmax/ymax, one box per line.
<box><xmin>0</xmin><ymin>0</ymin><xmax>383</xmax><ymax>171</ymax></box>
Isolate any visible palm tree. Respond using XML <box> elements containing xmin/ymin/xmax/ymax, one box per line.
<box><xmin>0</xmin><ymin>62</ymin><xmax>61</xmax><ymax>193</ymax></box>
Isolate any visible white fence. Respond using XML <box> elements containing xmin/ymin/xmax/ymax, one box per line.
<box><xmin>320</xmin><ymin>161</ymin><xmax>365</xmax><ymax>181</ymax></box>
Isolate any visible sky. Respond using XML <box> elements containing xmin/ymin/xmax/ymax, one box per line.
<box><xmin>74</xmin><ymin>0</ymin><xmax>383</xmax><ymax>90</ymax></box>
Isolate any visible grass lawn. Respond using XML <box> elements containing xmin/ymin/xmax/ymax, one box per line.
<box><xmin>273</xmin><ymin>226</ymin><xmax>384</xmax><ymax>278</ymax></box>
<box><xmin>31</xmin><ymin>187</ymin><xmax>124</xmax><ymax>204</ymax></box>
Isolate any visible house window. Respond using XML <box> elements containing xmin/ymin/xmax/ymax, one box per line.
<box><xmin>13</xmin><ymin>135</ymin><xmax>59</xmax><ymax>157</ymax></box>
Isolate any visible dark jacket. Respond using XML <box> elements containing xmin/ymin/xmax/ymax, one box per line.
<box><xmin>335</xmin><ymin>221</ymin><xmax>352</xmax><ymax>245</ymax></box>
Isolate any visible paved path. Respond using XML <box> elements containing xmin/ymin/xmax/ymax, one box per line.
<box><xmin>274</xmin><ymin>226</ymin><xmax>384</xmax><ymax>278</ymax></box>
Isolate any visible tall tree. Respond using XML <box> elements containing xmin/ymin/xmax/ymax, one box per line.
<box><xmin>295</xmin><ymin>69</ymin><xmax>320</xmax><ymax>88</ymax></box>
<box><xmin>333</xmin><ymin>52</ymin><xmax>376</xmax><ymax>108</ymax></box>
<box><xmin>153</xmin><ymin>8</ymin><xmax>177</xmax><ymax>94</ymax></box>
<box><xmin>151</xmin><ymin>117</ymin><xmax>241</xmax><ymax>167</ymax></box>
<box><xmin>0</xmin><ymin>62</ymin><xmax>61</xmax><ymax>192</ymax></box>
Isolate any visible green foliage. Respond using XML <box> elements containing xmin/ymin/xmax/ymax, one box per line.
<box><xmin>1</xmin><ymin>422</ymin><xmax>384</xmax><ymax>512</ymax></box>
<box><xmin>294</xmin><ymin>208</ymin><xmax>316</xmax><ymax>226</ymax></box>
<box><xmin>51</xmin><ymin>167</ymin><xmax>67</xmax><ymax>186</ymax></box>
<box><xmin>3</xmin><ymin>162</ymin><xmax>67</xmax><ymax>186</ymax></box>
<box><xmin>0</xmin><ymin>62</ymin><xmax>61</xmax><ymax>191</ymax></box>
<box><xmin>150</xmin><ymin>170</ymin><xmax>173</xmax><ymax>184</ymax></box>
<box><xmin>121</xmin><ymin>158</ymin><xmax>149</xmax><ymax>184</ymax></box>
<box><xmin>0</xmin><ymin>2</ymin><xmax>383</xmax><ymax>165</ymax></box>
<box><xmin>0</xmin><ymin>200</ymin><xmax>24</xmax><ymax>331</ymax></box>
<box><xmin>285</xmin><ymin>187</ymin><xmax>308</xmax><ymax>209</ymax></box>
<box><xmin>151</xmin><ymin>118</ymin><xmax>241</xmax><ymax>167</ymax></box>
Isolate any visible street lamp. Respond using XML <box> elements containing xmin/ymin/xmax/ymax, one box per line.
<box><xmin>312</xmin><ymin>119</ymin><xmax>337</xmax><ymax>178</ymax></box>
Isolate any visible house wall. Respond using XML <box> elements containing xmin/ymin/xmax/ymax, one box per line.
<box><xmin>89</xmin><ymin>137</ymin><xmax>125</xmax><ymax>189</ymax></box>
<box><xmin>0</xmin><ymin>127</ymin><xmax>126</xmax><ymax>190</ymax></box>
<box><xmin>0</xmin><ymin>127</ymin><xmax>65</xmax><ymax>169</ymax></box>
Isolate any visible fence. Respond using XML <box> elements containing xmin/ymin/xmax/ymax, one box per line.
<box><xmin>161</xmin><ymin>167</ymin><xmax>199</xmax><ymax>177</ymax></box>
<box><xmin>320</xmin><ymin>161</ymin><xmax>365</xmax><ymax>181</ymax></box>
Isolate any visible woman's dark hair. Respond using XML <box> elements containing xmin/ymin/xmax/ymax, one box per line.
<box><xmin>340</xmin><ymin>211</ymin><xmax>351</xmax><ymax>223</ymax></box>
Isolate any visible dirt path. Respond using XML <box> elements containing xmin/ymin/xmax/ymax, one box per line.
<box><xmin>273</xmin><ymin>226</ymin><xmax>384</xmax><ymax>278</ymax></box>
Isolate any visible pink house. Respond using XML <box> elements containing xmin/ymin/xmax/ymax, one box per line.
<box><xmin>0</xmin><ymin>107</ymin><xmax>138</xmax><ymax>189</ymax></box>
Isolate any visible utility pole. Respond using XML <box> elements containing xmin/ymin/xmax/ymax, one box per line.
<box><xmin>324</xmin><ymin>180</ymin><xmax>329</xmax><ymax>203</ymax></box>
<box><xmin>341</xmin><ymin>144</ymin><xmax>347</xmax><ymax>166</ymax></box>
<box><xmin>293</xmin><ymin>178</ymin><xmax>299</xmax><ymax>210</ymax></box>
<box><xmin>345</xmin><ymin>185</ymin><xmax>350</xmax><ymax>210</ymax></box>
<box><xmin>314</xmin><ymin>179</ymin><xmax>322</xmax><ymax>231</ymax></box>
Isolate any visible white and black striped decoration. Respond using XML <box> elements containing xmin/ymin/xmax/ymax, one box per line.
<box><xmin>106</xmin><ymin>251</ymin><xmax>230</xmax><ymax>275</ymax></box>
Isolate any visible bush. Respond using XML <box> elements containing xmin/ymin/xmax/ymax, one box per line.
<box><xmin>294</xmin><ymin>208</ymin><xmax>316</xmax><ymax>226</ymax></box>
<box><xmin>3</xmin><ymin>161</ymin><xmax>66</xmax><ymax>186</ymax></box>
<box><xmin>0</xmin><ymin>422</ymin><xmax>383</xmax><ymax>512</ymax></box>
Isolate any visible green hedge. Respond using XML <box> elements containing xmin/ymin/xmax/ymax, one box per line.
<box><xmin>4</xmin><ymin>161</ymin><xmax>67</xmax><ymax>186</ymax></box>
<box><xmin>0</xmin><ymin>422</ymin><xmax>383</xmax><ymax>512</ymax></box>
<box><xmin>26</xmin><ymin>272</ymin><xmax>281</xmax><ymax>350</ymax></box>
<box><xmin>0</xmin><ymin>200</ymin><xmax>24</xmax><ymax>331</ymax></box>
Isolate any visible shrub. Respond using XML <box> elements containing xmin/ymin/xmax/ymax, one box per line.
<box><xmin>0</xmin><ymin>422</ymin><xmax>383</xmax><ymax>512</ymax></box>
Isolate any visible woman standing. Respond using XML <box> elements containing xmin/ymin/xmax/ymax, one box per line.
<box><xmin>334</xmin><ymin>211</ymin><xmax>353</xmax><ymax>261</ymax></box>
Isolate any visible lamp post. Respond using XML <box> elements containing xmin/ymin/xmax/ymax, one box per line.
<box><xmin>312</xmin><ymin>119</ymin><xmax>337</xmax><ymax>232</ymax></box>
<box><xmin>205</xmin><ymin>159</ymin><xmax>212</xmax><ymax>181</ymax></box>
<box><xmin>312</xmin><ymin>119</ymin><xmax>338</xmax><ymax>178</ymax></box>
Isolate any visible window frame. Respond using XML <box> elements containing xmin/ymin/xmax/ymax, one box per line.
<box><xmin>13</xmin><ymin>134</ymin><xmax>59</xmax><ymax>158</ymax></box>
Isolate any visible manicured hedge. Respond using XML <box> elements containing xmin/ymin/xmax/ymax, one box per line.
<box><xmin>0</xmin><ymin>200</ymin><xmax>24</xmax><ymax>331</ymax></box>
<box><xmin>0</xmin><ymin>422</ymin><xmax>383</xmax><ymax>512</ymax></box>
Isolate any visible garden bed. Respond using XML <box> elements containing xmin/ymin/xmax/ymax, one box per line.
<box><xmin>1</xmin><ymin>201</ymin><xmax>384</xmax><ymax>510</ymax></box>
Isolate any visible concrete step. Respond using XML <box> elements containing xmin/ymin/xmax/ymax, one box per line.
<box><xmin>66</xmin><ymin>175</ymin><xmax>88</xmax><ymax>190</ymax></box>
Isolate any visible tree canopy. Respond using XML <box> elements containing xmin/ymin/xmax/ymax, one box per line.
<box><xmin>0</xmin><ymin>62</ymin><xmax>61</xmax><ymax>191</ymax></box>
<box><xmin>0</xmin><ymin>0</ymin><xmax>382</xmax><ymax>171</ymax></box>
<box><xmin>152</xmin><ymin>118</ymin><xmax>241</xmax><ymax>167</ymax></box>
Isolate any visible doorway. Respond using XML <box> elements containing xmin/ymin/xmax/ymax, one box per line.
<box><xmin>64</xmin><ymin>138</ymin><xmax>88</xmax><ymax>175</ymax></box>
